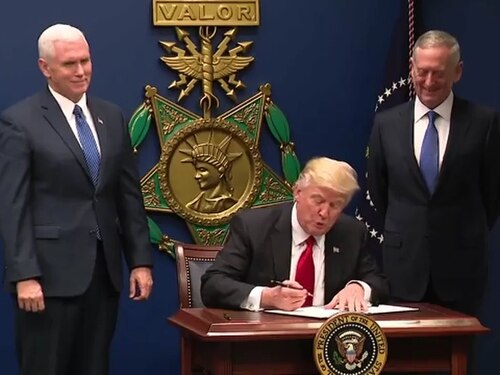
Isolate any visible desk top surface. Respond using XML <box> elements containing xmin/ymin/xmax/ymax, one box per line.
<box><xmin>168</xmin><ymin>303</ymin><xmax>489</xmax><ymax>341</ymax></box>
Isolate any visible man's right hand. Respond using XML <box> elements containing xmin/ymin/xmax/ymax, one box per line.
<box><xmin>16</xmin><ymin>279</ymin><xmax>45</xmax><ymax>312</ymax></box>
<box><xmin>261</xmin><ymin>280</ymin><xmax>307</xmax><ymax>311</ymax></box>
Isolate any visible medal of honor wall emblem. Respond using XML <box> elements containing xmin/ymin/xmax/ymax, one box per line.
<box><xmin>158</xmin><ymin>117</ymin><xmax>262</xmax><ymax>226</ymax></box>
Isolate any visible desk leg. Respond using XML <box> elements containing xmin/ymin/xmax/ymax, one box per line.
<box><xmin>451</xmin><ymin>337</ymin><xmax>468</xmax><ymax>375</ymax></box>
<box><xmin>209</xmin><ymin>343</ymin><xmax>232</xmax><ymax>375</ymax></box>
<box><xmin>180</xmin><ymin>335</ymin><xmax>193</xmax><ymax>375</ymax></box>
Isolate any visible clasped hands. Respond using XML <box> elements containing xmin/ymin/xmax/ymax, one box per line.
<box><xmin>261</xmin><ymin>280</ymin><xmax>367</xmax><ymax>312</ymax></box>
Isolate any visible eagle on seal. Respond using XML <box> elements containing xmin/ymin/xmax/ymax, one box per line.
<box><xmin>335</xmin><ymin>332</ymin><xmax>366</xmax><ymax>364</ymax></box>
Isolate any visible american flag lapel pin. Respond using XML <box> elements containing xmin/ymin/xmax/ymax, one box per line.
<box><xmin>332</xmin><ymin>246</ymin><xmax>340</xmax><ymax>253</ymax></box>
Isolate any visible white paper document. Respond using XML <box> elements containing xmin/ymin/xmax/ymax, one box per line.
<box><xmin>264</xmin><ymin>304</ymin><xmax>419</xmax><ymax>319</ymax></box>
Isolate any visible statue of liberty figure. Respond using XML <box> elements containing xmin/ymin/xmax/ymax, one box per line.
<box><xmin>180</xmin><ymin>131</ymin><xmax>242</xmax><ymax>214</ymax></box>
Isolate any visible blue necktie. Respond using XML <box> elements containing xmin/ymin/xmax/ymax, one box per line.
<box><xmin>420</xmin><ymin>111</ymin><xmax>439</xmax><ymax>193</ymax></box>
<box><xmin>73</xmin><ymin>105</ymin><xmax>100</xmax><ymax>186</ymax></box>
<box><xmin>74</xmin><ymin>105</ymin><xmax>101</xmax><ymax>239</ymax></box>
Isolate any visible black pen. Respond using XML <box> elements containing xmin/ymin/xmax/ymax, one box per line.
<box><xmin>270</xmin><ymin>280</ymin><xmax>314</xmax><ymax>298</ymax></box>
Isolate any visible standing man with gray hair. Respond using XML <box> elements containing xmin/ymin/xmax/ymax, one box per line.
<box><xmin>368</xmin><ymin>30</ymin><xmax>500</xmax><ymax>315</ymax></box>
<box><xmin>201</xmin><ymin>157</ymin><xmax>388</xmax><ymax>311</ymax></box>
<box><xmin>0</xmin><ymin>24</ymin><xmax>153</xmax><ymax>375</ymax></box>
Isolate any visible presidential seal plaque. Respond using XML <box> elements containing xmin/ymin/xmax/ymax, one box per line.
<box><xmin>314</xmin><ymin>313</ymin><xmax>388</xmax><ymax>375</ymax></box>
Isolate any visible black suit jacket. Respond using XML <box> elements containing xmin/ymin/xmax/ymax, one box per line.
<box><xmin>201</xmin><ymin>203</ymin><xmax>388</xmax><ymax>309</ymax></box>
<box><xmin>368</xmin><ymin>97</ymin><xmax>500</xmax><ymax>305</ymax></box>
<box><xmin>0</xmin><ymin>88</ymin><xmax>152</xmax><ymax>296</ymax></box>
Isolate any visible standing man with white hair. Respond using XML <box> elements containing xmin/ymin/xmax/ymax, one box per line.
<box><xmin>368</xmin><ymin>30</ymin><xmax>500</xmax><ymax>315</ymax></box>
<box><xmin>201</xmin><ymin>157</ymin><xmax>388</xmax><ymax>311</ymax></box>
<box><xmin>0</xmin><ymin>24</ymin><xmax>153</xmax><ymax>375</ymax></box>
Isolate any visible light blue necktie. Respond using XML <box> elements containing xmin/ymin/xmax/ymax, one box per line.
<box><xmin>73</xmin><ymin>105</ymin><xmax>101</xmax><ymax>239</ymax></box>
<box><xmin>73</xmin><ymin>105</ymin><xmax>100</xmax><ymax>186</ymax></box>
<box><xmin>420</xmin><ymin>111</ymin><xmax>439</xmax><ymax>193</ymax></box>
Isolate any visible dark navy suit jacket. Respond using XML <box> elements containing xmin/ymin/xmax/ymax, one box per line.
<box><xmin>201</xmin><ymin>202</ymin><xmax>389</xmax><ymax>309</ymax></box>
<box><xmin>0</xmin><ymin>88</ymin><xmax>152</xmax><ymax>296</ymax></box>
<box><xmin>368</xmin><ymin>97</ymin><xmax>500</xmax><ymax>308</ymax></box>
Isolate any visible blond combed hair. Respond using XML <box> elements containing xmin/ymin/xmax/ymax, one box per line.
<box><xmin>295</xmin><ymin>157</ymin><xmax>360</xmax><ymax>205</ymax></box>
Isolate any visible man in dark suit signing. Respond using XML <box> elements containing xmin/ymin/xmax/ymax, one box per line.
<box><xmin>0</xmin><ymin>24</ymin><xmax>153</xmax><ymax>375</ymax></box>
<box><xmin>368</xmin><ymin>30</ymin><xmax>500</xmax><ymax>315</ymax></box>
<box><xmin>201</xmin><ymin>157</ymin><xmax>388</xmax><ymax>311</ymax></box>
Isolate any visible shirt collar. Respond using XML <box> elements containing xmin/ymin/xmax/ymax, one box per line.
<box><xmin>414</xmin><ymin>91</ymin><xmax>454</xmax><ymax>122</ymax></box>
<box><xmin>48</xmin><ymin>85</ymin><xmax>88</xmax><ymax>119</ymax></box>
<box><xmin>291</xmin><ymin>203</ymin><xmax>324</xmax><ymax>246</ymax></box>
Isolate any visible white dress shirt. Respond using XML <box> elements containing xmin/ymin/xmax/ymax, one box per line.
<box><xmin>289</xmin><ymin>205</ymin><xmax>325</xmax><ymax>306</ymax></box>
<box><xmin>48</xmin><ymin>86</ymin><xmax>101</xmax><ymax>154</ymax></box>
<box><xmin>414</xmin><ymin>91</ymin><xmax>453</xmax><ymax>168</ymax></box>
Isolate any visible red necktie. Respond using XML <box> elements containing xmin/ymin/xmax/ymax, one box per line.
<box><xmin>295</xmin><ymin>236</ymin><xmax>315</xmax><ymax>306</ymax></box>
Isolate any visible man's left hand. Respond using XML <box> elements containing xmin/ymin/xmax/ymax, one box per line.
<box><xmin>129</xmin><ymin>267</ymin><xmax>153</xmax><ymax>300</ymax></box>
<box><xmin>324</xmin><ymin>283</ymin><xmax>367</xmax><ymax>312</ymax></box>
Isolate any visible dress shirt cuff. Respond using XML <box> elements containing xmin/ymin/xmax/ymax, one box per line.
<box><xmin>240</xmin><ymin>286</ymin><xmax>264</xmax><ymax>311</ymax></box>
<box><xmin>346</xmin><ymin>280</ymin><xmax>372</xmax><ymax>302</ymax></box>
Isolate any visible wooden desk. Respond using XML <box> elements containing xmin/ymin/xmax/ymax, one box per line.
<box><xmin>168</xmin><ymin>303</ymin><xmax>488</xmax><ymax>374</ymax></box>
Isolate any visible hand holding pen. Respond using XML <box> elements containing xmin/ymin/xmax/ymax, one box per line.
<box><xmin>270</xmin><ymin>279</ymin><xmax>314</xmax><ymax>298</ymax></box>
<box><xmin>261</xmin><ymin>279</ymin><xmax>310</xmax><ymax>310</ymax></box>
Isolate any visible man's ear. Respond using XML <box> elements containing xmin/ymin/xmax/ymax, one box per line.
<box><xmin>409</xmin><ymin>57</ymin><xmax>417</xmax><ymax>83</ymax></box>
<box><xmin>38</xmin><ymin>58</ymin><xmax>50</xmax><ymax>79</ymax></box>
<box><xmin>454</xmin><ymin>60</ymin><xmax>463</xmax><ymax>83</ymax></box>
<box><xmin>293</xmin><ymin>186</ymin><xmax>300</xmax><ymax>201</ymax></box>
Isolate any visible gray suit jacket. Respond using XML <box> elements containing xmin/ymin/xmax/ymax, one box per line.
<box><xmin>368</xmin><ymin>97</ymin><xmax>500</xmax><ymax>305</ymax></box>
<box><xmin>201</xmin><ymin>203</ymin><xmax>389</xmax><ymax>309</ymax></box>
<box><xmin>0</xmin><ymin>88</ymin><xmax>152</xmax><ymax>296</ymax></box>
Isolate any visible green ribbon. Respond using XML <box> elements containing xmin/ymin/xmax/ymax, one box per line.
<box><xmin>265</xmin><ymin>102</ymin><xmax>301</xmax><ymax>184</ymax></box>
<box><xmin>128</xmin><ymin>102</ymin><xmax>152</xmax><ymax>152</ymax></box>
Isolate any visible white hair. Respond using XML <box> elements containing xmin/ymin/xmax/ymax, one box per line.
<box><xmin>38</xmin><ymin>24</ymin><xmax>87</xmax><ymax>60</ymax></box>
<box><xmin>413</xmin><ymin>30</ymin><xmax>461</xmax><ymax>66</ymax></box>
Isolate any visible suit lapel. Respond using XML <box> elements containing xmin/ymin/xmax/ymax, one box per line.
<box><xmin>323</xmin><ymin>228</ymin><xmax>345</xmax><ymax>303</ymax></box>
<box><xmin>436</xmin><ymin>97</ymin><xmax>468</xmax><ymax>190</ymax></box>
<box><xmin>400</xmin><ymin>102</ymin><xmax>429</xmax><ymax>193</ymax></box>
<box><xmin>39</xmin><ymin>90</ymin><xmax>90</xmax><ymax>181</ymax></box>
<box><xmin>269</xmin><ymin>203</ymin><xmax>293</xmax><ymax>281</ymax></box>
